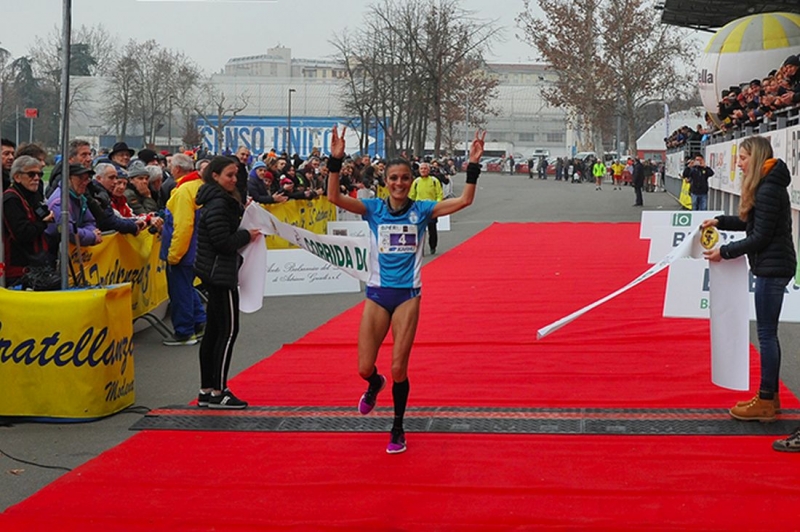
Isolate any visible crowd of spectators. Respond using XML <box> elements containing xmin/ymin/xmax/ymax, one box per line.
<box><xmin>717</xmin><ymin>54</ymin><xmax>800</xmax><ymax>131</ymax></box>
<box><xmin>1</xmin><ymin>136</ymin><xmax>458</xmax><ymax>293</ymax></box>
<box><xmin>666</xmin><ymin>54</ymin><xmax>800</xmax><ymax>150</ymax></box>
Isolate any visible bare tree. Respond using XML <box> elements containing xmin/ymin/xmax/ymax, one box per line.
<box><xmin>194</xmin><ymin>83</ymin><xmax>251</xmax><ymax>154</ymax></box>
<box><xmin>104</xmin><ymin>40</ymin><xmax>140</xmax><ymax>139</ymax></box>
<box><xmin>0</xmin><ymin>46</ymin><xmax>12</xmax><ymax>137</ymax></box>
<box><xmin>517</xmin><ymin>0</ymin><xmax>612</xmax><ymax>154</ymax></box>
<box><xmin>518</xmin><ymin>0</ymin><xmax>695</xmax><ymax>155</ymax></box>
<box><xmin>440</xmin><ymin>59</ymin><xmax>500</xmax><ymax>153</ymax></box>
<box><xmin>601</xmin><ymin>0</ymin><xmax>696</xmax><ymax>153</ymax></box>
<box><xmin>333</xmin><ymin>0</ymin><xmax>500</xmax><ymax>158</ymax></box>
<box><xmin>29</xmin><ymin>24</ymin><xmax>117</xmax><ymax>80</ymax></box>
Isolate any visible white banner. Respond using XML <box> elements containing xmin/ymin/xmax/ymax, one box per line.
<box><xmin>263</xmin><ymin>249</ymin><xmax>360</xmax><ymax>297</ymax></box>
<box><xmin>663</xmin><ymin>259</ymin><xmax>800</xmax><ymax>322</ymax></box>
<box><xmin>237</xmin><ymin>203</ymin><xmax>369</xmax><ymax>312</ymax></box>
<box><xmin>537</xmin><ymin>226</ymin><xmax>702</xmax><ymax>339</ymax></box>
<box><xmin>639</xmin><ymin>210</ymin><xmax>723</xmax><ymax>240</ymax></box>
<box><xmin>709</xmin><ymin>257</ymin><xmax>750</xmax><ymax>390</ymax></box>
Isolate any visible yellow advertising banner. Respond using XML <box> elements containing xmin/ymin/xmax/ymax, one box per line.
<box><xmin>678</xmin><ymin>180</ymin><xmax>692</xmax><ymax>210</ymax></box>
<box><xmin>0</xmin><ymin>284</ymin><xmax>135</xmax><ymax>419</ymax></box>
<box><xmin>261</xmin><ymin>197</ymin><xmax>337</xmax><ymax>249</ymax></box>
<box><xmin>70</xmin><ymin>231</ymin><xmax>168</xmax><ymax>319</ymax></box>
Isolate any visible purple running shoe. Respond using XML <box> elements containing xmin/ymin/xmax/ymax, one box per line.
<box><xmin>386</xmin><ymin>428</ymin><xmax>407</xmax><ymax>454</ymax></box>
<box><xmin>358</xmin><ymin>375</ymin><xmax>386</xmax><ymax>415</ymax></box>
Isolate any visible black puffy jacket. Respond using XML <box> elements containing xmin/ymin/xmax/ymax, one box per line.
<box><xmin>194</xmin><ymin>182</ymin><xmax>251</xmax><ymax>289</ymax></box>
<box><xmin>716</xmin><ymin>158</ymin><xmax>797</xmax><ymax>278</ymax></box>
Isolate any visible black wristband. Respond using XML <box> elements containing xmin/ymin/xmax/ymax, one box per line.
<box><xmin>328</xmin><ymin>157</ymin><xmax>344</xmax><ymax>173</ymax></box>
<box><xmin>466</xmin><ymin>162</ymin><xmax>481</xmax><ymax>184</ymax></box>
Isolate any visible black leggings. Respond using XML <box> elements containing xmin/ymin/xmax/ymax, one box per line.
<box><xmin>199</xmin><ymin>285</ymin><xmax>240</xmax><ymax>391</ymax></box>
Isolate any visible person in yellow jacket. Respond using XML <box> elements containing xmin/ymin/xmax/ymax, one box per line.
<box><xmin>408</xmin><ymin>161</ymin><xmax>443</xmax><ymax>254</ymax></box>
<box><xmin>159</xmin><ymin>161</ymin><xmax>207</xmax><ymax>347</ymax></box>
<box><xmin>611</xmin><ymin>160</ymin><xmax>625</xmax><ymax>190</ymax></box>
<box><xmin>592</xmin><ymin>159</ymin><xmax>606</xmax><ymax>191</ymax></box>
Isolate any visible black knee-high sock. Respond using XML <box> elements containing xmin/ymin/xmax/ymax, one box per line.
<box><xmin>392</xmin><ymin>379</ymin><xmax>410</xmax><ymax>431</ymax></box>
<box><xmin>365</xmin><ymin>366</ymin><xmax>383</xmax><ymax>391</ymax></box>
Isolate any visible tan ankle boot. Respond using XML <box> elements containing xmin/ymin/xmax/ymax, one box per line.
<box><xmin>736</xmin><ymin>393</ymin><xmax>781</xmax><ymax>413</ymax></box>
<box><xmin>730</xmin><ymin>397</ymin><xmax>776</xmax><ymax>422</ymax></box>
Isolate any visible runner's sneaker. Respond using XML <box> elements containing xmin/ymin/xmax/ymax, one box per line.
<box><xmin>773</xmin><ymin>428</ymin><xmax>800</xmax><ymax>453</ymax></box>
<box><xmin>197</xmin><ymin>391</ymin><xmax>212</xmax><ymax>408</ymax></box>
<box><xmin>208</xmin><ymin>389</ymin><xmax>248</xmax><ymax>410</ymax></box>
<box><xmin>386</xmin><ymin>428</ymin><xmax>407</xmax><ymax>454</ymax></box>
<box><xmin>358</xmin><ymin>375</ymin><xmax>386</xmax><ymax>415</ymax></box>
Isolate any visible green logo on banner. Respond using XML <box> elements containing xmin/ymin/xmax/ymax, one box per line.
<box><xmin>672</xmin><ymin>213</ymin><xmax>692</xmax><ymax>227</ymax></box>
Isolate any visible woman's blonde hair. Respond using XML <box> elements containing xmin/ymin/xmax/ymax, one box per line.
<box><xmin>738</xmin><ymin>136</ymin><xmax>773</xmax><ymax>220</ymax></box>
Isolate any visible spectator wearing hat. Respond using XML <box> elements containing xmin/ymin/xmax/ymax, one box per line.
<box><xmin>109</xmin><ymin>142</ymin><xmax>135</xmax><ymax>176</ymax></box>
<box><xmin>280</xmin><ymin>176</ymin><xmax>296</xmax><ymax>195</ymax></box>
<box><xmin>137</xmin><ymin>148</ymin><xmax>160</xmax><ymax>167</ymax></box>
<box><xmin>46</xmin><ymin>164</ymin><xmax>103</xmax><ymax>247</ymax></box>
<box><xmin>125</xmin><ymin>167</ymin><xmax>160</xmax><ymax>215</ymax></box>
<box><xmin>247</xmin><ymin>160</ymin><xmax>287</xmax><ymax>204</ymax></box>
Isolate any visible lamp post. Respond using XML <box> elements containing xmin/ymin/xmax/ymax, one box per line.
<box><xmin>287</xmin><ymin>88</ymin><xmax>295</xmax><ymax>155</ymax></box>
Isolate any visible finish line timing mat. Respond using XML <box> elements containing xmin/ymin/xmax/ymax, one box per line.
<box><xmin>131</xmin><ymin>405</ymin><xmax>800</xmax><ymax>436</ymax></box>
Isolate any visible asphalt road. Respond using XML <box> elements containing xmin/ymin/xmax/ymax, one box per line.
<box><xmin>3</xmin><ymin>174</ymin><xmax>799</xmax><ymax>511</ymax></box>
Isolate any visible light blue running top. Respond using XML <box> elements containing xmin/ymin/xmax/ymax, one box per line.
<box><xmin>361</xmin><ymin>198</ymin><xmax>436</xmax><ymax>288</ymax></box>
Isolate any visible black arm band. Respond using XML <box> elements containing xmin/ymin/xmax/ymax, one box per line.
<box><xmin>328</xmin><ymin>157</ymin><xmax>343</xmax><ymax>173</ymax></box>
<box><xmin>466</xmin><ymin>162</ymin><xmax>481</xmax><ymax>185</ymax></box>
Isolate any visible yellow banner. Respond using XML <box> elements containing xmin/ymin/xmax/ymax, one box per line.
<box><xmin>679</xmin><ymin>180</ymin><xmax>692</xmax><ymax>209</ymax></box>
<box><xmin>70</xmin><ymin>231</ymin><xmax>168</xmax><ymax>319</ymax></box>
<box><xmin>261</xmin><ymin>197</ymin><xmax>337</xmax><ymax>249</ymax></box>
<box><xmin>0</xmin><ymin>284</ymin><xmax>135</xmax><ymax>418</ymax></box>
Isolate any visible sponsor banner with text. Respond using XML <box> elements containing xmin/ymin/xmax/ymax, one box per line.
<box><xmin>73</xmin><ymin>231</ymin><xmax>168</xmax><ymax>320</ymax></box>
<box><xmin>0</xmin><ymin>284</ymin><xmax>135</xmax><ymax>418</ymax></box>
<box><xmin>259</xmin><ymin>197</ymin><xmax>336</xmax><ymax>250</ymax></box>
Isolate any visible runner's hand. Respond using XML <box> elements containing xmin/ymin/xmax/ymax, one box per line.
<box><xmin>468</xmin><ymin>130</ymin><xmax>486</xmax><ymax>164</ymax></box>
<box><xmin>330</xmin><ymin>126</ymin><xmax>347</xmax><ymax>159</ymax></box>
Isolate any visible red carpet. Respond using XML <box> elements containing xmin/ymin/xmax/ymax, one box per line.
<box><xmin>3</xmin><ymin>222</ymin><xmax>800</xmax><ymax>531</ymax></box>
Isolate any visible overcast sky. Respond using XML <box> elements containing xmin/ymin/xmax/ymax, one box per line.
<box><xmin>0</xmin><ymin>0</ymin><xmax>557</xmax><ymax>73</ymax></box>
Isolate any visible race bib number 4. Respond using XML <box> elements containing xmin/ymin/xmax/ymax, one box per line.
<box><xmin>378</xmin><ymin>224</ymin><xmax>418</xmax><ymax>253</ymax></box>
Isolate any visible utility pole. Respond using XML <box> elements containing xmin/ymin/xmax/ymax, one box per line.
<box><xmin>287</xmin><ymin>88</ymin><xmax>295</xmax><ymax>156</ymax></box>
<box><xmin>464</xmin><ymin>93</ymin><xmax>470</xmax><ymax>161</ymax></box>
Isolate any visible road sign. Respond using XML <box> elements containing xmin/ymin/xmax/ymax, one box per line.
<box><xmin>24</xmin><ymin>108</ymin><xmax>38</xmax><ymax>119</ymax></box>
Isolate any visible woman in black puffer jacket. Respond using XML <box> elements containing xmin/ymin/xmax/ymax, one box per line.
<box><xmin>194</xmin><ymin>156</ymin><xmax>261</xmax><ymax>409</ymax></box>
<box><xmin>702</xmin><ymin>136</ymin><xmax>796</xmax><ymax>427</ymax></box>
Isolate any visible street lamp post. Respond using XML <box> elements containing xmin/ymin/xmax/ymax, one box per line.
<box><xmin>287</xmin><ymin>88</ymin><xmax>295</xmax><ymax>156</ymax></box>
